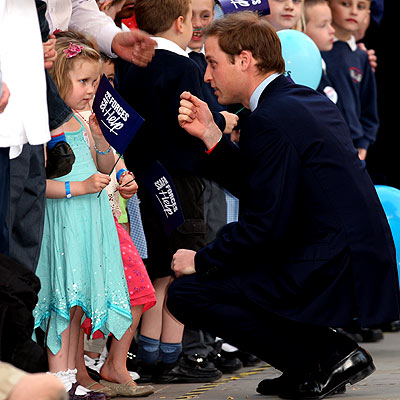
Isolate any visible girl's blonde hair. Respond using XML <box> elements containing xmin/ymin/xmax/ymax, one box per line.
<box><xmin>49</xmin><ymin>35</ymin><xmax>101</xmax><ymax>100</ymax></box>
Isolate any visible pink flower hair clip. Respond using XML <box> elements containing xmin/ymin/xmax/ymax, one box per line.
<box><xmin>63</xmin><ymin>42</ymin><xmax>84</xmax><ymax>59</ymax></box>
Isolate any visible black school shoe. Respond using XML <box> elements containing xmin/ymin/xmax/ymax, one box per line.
<box><xmin>135</xmin><ymin>359</ymin><xmax>155</xmax><ymax>383</ymax></box>
<box><xmin>336</xmin><ymin>327</ymin><xmax>383</xmax><ymax>343</ymax></box>
<box><xmin>358</xmin><ymin>328</ymin><xmax>384</xmax><ymax>342</ymax></box>
<box><xmin>153</xmin><ymin>354</ymin><xmax>223</xmax><ymax>383</ymax></box>
<box><xmin>46</xmin><ymin>141</ymin><xmax>75</xmax><ymax>179</ymax></box>
<box><xmin>208</xmin><ymin>341</ymin><xmax>243</xmax><ymax>374</ymax></box>
<box><xmin>222</xmin><ymin>349</ymin><xmax>261</xmax><ymax>367</ymax></box>
<box><xmin>380</xmin><ymin>320</ymin><xmax>400</xmax><ymax>332</ymax></box>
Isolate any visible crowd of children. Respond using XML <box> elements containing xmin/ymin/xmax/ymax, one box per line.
<box><xmin>0</xmin><ymin>0</ymin><xmax>386</xmax><ymax>399</ymax></box>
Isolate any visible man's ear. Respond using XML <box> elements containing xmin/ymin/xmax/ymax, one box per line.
<box><xmin>238</xmin><ymin>50</ymin><xmax>252</xmax><ymax>70</ymax></box>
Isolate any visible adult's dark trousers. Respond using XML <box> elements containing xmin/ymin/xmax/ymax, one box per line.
<box><xmin>182</xmin><ymin>327</ymin><xmax>215</xmax><ymax>358</ymax></box>
<box><xmin>167</xmin><ymin>274</ymin><xmax>357</xmax><ymax>377</ymax></box>
<box><xmin>7</xmin><ymin>143</ymin><xmax>46</xmax><ymax>273</ymax></box>
<box><xmin>0</xmin><ymin>147</ymin><xmax>9</xmax><ymax>255</ymax></box>
<box><xmin>45</xmin><ymin>70</ymin><xmax>73</xmax><ymax>131</ymax></box>
<box><xmin>0</xmin><ymin>252</ymin><xmax>47</xmax><ymax>373</ymax></box>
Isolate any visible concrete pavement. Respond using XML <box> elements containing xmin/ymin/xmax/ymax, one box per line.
<box><xmin>118</xmin><ymin>330</ymin><xmax>400</xmax><ymax>400</ymax></box>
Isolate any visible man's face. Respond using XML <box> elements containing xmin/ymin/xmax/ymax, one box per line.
<box><xmin>204</xmin><ymin>36</ymin><xmax>242</xmax><ymax>105</ymax></box>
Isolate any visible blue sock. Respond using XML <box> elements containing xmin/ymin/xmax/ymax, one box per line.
<box><xmin>159</xmin><ymin>341</ymin><xmax>182</xmax><ymax>364</ymax></box>
<box><xmin>137</xmin><ymin>335</ymin><xmax>160</xmax><ymax>365</ymax></box>
<box><xmin>47</xmin><ymin>132</ymin><xmax>67</xmax><ymax>149</ymax></box>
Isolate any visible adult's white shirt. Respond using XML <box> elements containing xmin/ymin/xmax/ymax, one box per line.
<box><xmin>44</xmin><ymin>0</ymin><xmax>121</xmax><ymax>56</ymax></box>
<box><xmin>0</xmin><ymin>0</ymin><xmax>50</xmax><ymax>158</ymax></box>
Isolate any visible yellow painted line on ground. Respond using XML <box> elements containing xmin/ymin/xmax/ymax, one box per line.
<box><xmin>175</xmin><ymin>364</ymin><xmax>271</xmax><ymax>400</ymax></box>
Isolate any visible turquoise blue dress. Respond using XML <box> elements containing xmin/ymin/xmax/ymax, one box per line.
<box><xmin>33</xmin><ymin>115</ymin><xmax>132</xmax><ymax>355</ymax></box>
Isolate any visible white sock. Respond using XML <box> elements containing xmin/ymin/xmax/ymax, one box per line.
<box><xmin>48</xmin><ymin>370</ymin><xmax>72</xmax><ymax>392</ymax></box>
<box><xmin>68</xmin><ymin>368</ymin><xmax>89</xmax><ymax>395</ymax></box>
<box><xmin>221</xmin><ymin>343</ymin><xmax>239</xmax><ymax>352</ymax></box>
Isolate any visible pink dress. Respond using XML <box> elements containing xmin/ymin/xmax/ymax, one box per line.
<box><xmin>114</xmin><ymin>216</ymin><xmax>156</xmax><ymax>311</ymax></box>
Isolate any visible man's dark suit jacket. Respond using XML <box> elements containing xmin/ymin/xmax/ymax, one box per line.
<box><xmin>194</xmin><ymin>75</ymin><xmax>400</xmax><ymax>328</ymax></box>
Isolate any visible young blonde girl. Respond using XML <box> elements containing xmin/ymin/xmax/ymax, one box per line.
<box><xmin>32</xmin><ymin>37</ymin><xmax>150</xmax><ymax>399</ymax></box>
<box><xmin>71</xmin><ymin>52</ymin><xmax>157</xmax><ymax>397</ymax></box>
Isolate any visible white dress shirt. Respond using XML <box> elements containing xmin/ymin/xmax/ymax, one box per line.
<box><xmin>0</xmin><ymin>0</ymin><xmax>50</xmax><ymax>158</ymax></box>
<box><xmin>249</xmin><ymin>73</ymin><xmax>280</xmax><ymax>112</ymax></box>
<box><xmin>152</xmin><ymin>37</ymin><xmax>189</xmax><ymax>58</ymax></box>
<box><xmin>44</xmin><ymin>0</ymin><xmax>121</xmax><ymax>56</ymax></box>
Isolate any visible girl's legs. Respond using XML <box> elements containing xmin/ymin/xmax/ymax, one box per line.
<box><xmin>47</xmin><ymin>325</ymin><xmax>70</xmax><ymax>374</ymax></box>
<box><xmin>48</xmin><ymin>306</ymin><xmax>82</xmax><ymax>372</ymax></box>
<box><xmin>47</xmin><ymin>306</ymin><xmax>86</xmax><ymax>394</ymax></box>
<box><xmin>100</xmin><ymin>305</ymin><xmax>144</xmax><ymax>385</ymax></box>
<box><xmin>76</xmin><ymin>329</ymin><xmax>102</xmax><ymax>389</ymax></box>
<box><xmin>68</xmin><ymin>307</ymin><xmax>84</xmax><ymax>370</ymax></box>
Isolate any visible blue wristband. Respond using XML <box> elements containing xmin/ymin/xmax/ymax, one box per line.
<box><xmin>65</xmin><ymin>181</ymin><xmax>72</xmax><ymax>199</ymax></box>
<box><xmin>116</xmin><ymin>168</ymin><xmax>128</xmax><ymax>182</ymax></box>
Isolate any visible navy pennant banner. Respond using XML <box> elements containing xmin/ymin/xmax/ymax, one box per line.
<box><xmin>92</xmin><ymin>74</ymin><xmax>144</xmax><ymax>155</ymax></box>
<box><xmin>135</xmin><ymin>161</ymin><xmax>184</xmax><ymax>235</ymax></box>
<box><xmin>219</xmin><ymin>0</ymin><xmax>270</xmax><ymax>15</ymax></box>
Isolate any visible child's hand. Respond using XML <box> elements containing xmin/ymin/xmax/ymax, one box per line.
<box><xmin>83</xmin><ymin>173</ymin><xmax>111</xmax><ymax>194</ymax></box>
<box><xmin>357</xmin><ymin>148</ymin><xmax>367</xmax><ymax>161</ymax></box>
<box><xmin>118</xmin><ymin>174</ymin><xmax>138</xmax><ymax>199</ymax></box>
<box><xmin>357</xmin><ymin>43</ymin><xmax>377</xmax><ymax>72</ymax></box>
<box><xmin>89</xmin><ymin>113</ymin><xmax>112</xmax><ymax>151</ymax></box>
<box><xmin>230</xmin><ymin>129</ymin><xmax>240</xmax><ymax>144</ymax></box>
<box><xmin>220</xmin><ymin>111</ymin><xmax>239</xmax><ymax>134</ymax></box>
<box><xmin>88</xmin><ymin>113</ymin><xmax>103</xmax><ymax>140</ymax></box>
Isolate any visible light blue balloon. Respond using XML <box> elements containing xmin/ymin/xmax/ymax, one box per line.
<box><xmin>277</xmin><ymin>29</ymin><xmax>322</xmax><ymax>90</ymax></box>
<box><xmin>375</xmin><ymin>185</ymin><xmax>400</xmax><ymax>280</ymax></box>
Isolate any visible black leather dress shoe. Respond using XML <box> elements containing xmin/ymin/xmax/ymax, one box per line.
<box><xmin>46</xmin><ymin>141</ymin><xmax>75</xmax><ymax>179</ymax></box>
<box><xmin>279</xmin><ymin>347</ymin><xmax>375</xmax><ymax>399</ymax></box>
<box><xmin>256</xmin><ymin>374</ymin><xmax>346</xmax><ymax>396</ymax></box>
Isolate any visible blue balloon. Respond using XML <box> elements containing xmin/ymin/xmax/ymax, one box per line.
<box><xmin>375</xmin><ymin>185</ymin><xmax>400</xmax><ymax>280</ymax></box>
<box><xmin>277</xmin><ymin>29</ymin><xmax>322</xmax><ymax>90</ymax></box>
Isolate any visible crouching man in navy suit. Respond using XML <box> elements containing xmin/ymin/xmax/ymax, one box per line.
<box><xmin>167</xmin><ymin>11</ymin><xmax>400</xmax><ymax>400</ymax></box>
